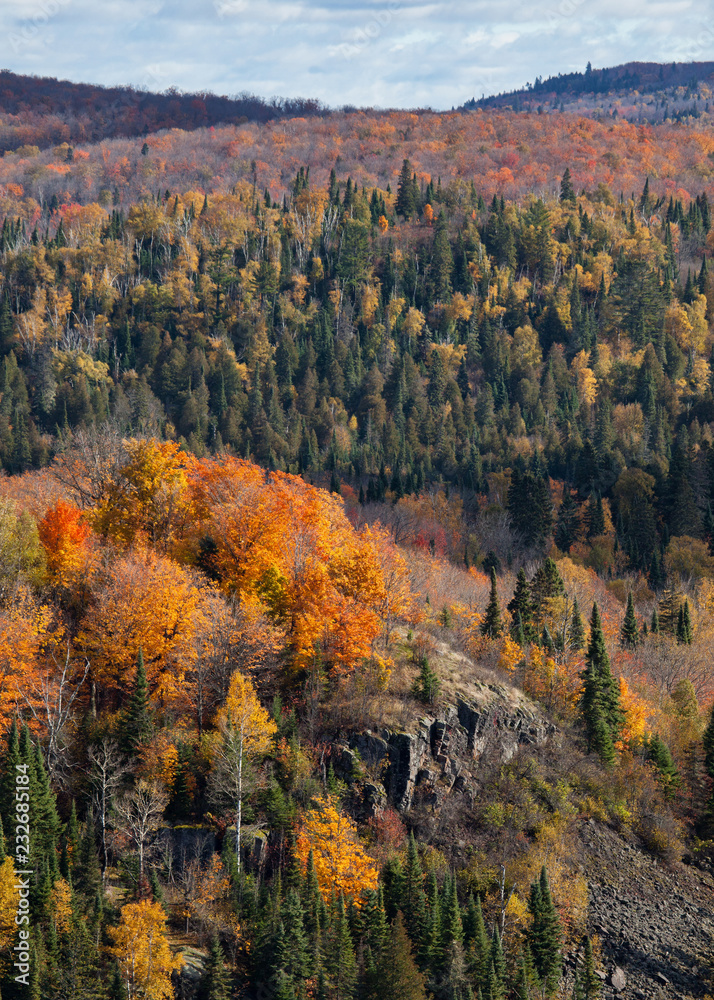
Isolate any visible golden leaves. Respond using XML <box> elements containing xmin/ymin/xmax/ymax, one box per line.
<box><xmin>108</xmin><ymin>899</ymin><xmax>182</xmax><ymax>1000</ymax></box>
<box><xmin>295</xmin><ymin>797</ymin><xmax>378</xmax><ymax>905</ymax></box>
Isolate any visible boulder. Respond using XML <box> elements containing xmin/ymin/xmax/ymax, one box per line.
<box><xmin>610</xmin><ymin>967</ymin><xmax>627</xmax><ymax>992</ymax></box>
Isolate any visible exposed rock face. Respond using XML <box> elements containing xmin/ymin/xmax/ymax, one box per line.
<box><xmin>332</xmin><ymin>682</ymin><xmax>555</xmax><ymax>815</ymax></box>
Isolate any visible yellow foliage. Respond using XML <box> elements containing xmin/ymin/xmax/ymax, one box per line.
<box><xmin>108</xmin><ymin>899</ymin><xmax>182</xmax><ymax>1000</ymax></box>
<box><xmin>497</xmin><ymin>636</ymin><xmax>523</xmax><ymax>674</ymax></box>
<box><xmin>91</xmin><ymin>438</ymin><xmax>195</xmax><ymax>550</ymax></box>
<box><xmin>51</xmin><ymin>878</ymin><xmax>73</xmax><ymax>935</ymax></box>
<box><xmin>296</xmin><ymin>797</ymin><xmax>378</xmax><ymax>905</ymax></box>
<box><xmin>619</xmin><ymin>676</ymin><xmax>648</xmax><ymax>747</ymax></box>
<box><xmin>0</xmin><ymin>856</ymin><xmax>20</xmax><ymax>953</ymax></box>
<box><xmin>507</xmin><ymin>818</ymin><xmax>588</xmax><ymax>945</ymax></box>
<box><xmin>218</xmin><ymin>669</ymin><xmax>277</xmax><ymax>757</ymax></box>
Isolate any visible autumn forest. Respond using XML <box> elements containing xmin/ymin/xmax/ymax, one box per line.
<box><xmin>0</xmin><ymin>65</ymin><xmax>714</xmax><ymax>1000</ymax></box>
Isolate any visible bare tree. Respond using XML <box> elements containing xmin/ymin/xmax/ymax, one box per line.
<box><xmin>88</xmin><ymin>738</ymin><xmax>131</xmax><ymax>879</ymax></box>
<box><xmin>113</xmin><ymin>779</ymin><xmax>168</xmax><ymax>879</ymax></box>
<box><xmin>23</xmin><ymin>644</ymin><xmax>89</xmax><ymax>784</ymax></box>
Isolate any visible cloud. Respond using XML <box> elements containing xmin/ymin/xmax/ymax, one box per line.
<box><xmin>0</xmin><ymin>0</ymin><xmax>707</xmax><ymax>109</ymax></box>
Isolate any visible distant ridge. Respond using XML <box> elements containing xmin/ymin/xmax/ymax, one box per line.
<box><xmin>0</xmin><ymin>69</ymin><xmax>326</xmax><ymax>153</ymax></box>
<box><xmin>461</xmin><ymin>60</ymin><xmax>714</xmax><ymax>121</ymax></box>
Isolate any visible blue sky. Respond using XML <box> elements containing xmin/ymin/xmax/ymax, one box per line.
<box><xmin>0</xmin><ymin>0</ymin><xmax>710</xmax><ymax>109</ymax></box>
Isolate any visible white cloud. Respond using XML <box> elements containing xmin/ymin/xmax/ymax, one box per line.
<box><xmin>0</xmin><ymin>0</ymin><xmax>708</xmax><ymax>109</ymax></box>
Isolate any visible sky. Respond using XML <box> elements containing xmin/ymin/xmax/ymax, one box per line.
<box><xmin>0</xmin><ymin>0</ymin><xmax>711</xmax><ymax>110</ymax></box>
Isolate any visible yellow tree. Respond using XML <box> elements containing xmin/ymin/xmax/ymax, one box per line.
<box><xmin>0</xmin><ymin>855</ymin><xmax>20</xmax><ymax>955</ymax></box>
<box><xmin>212</xmin><ymin>670</ymin><xmax>277</xmax><ymax>871</ymax></box>
<box><xmin>108</xmin><ymin>898</ymin><xmax>182</xmax><ymax>1000</ymax></box>
<box><xmin>295</xmin><ymin>797</ymin><xmax>378</xmax><ymax>905</ymax></box>
<box><xmin>91</xmin><ymin>438</ymin><xmax>195</xmax><ymax>550</ymax></box>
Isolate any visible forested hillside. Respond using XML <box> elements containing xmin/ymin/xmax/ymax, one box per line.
<box><xmin>0</xmin><ymin>84</ymin><xmax>714</xmax><ymax>1000</ymax></box>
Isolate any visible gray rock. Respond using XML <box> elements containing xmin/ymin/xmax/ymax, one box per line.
<box><xmin>610</xmin><ymin>967</ymin><xmax>627</xmax><ymax>992</ymax></box>
<box><xmin>653</xmin><ymin>972</ymin><xmax>669</xmax><ymax>986</ymax></box>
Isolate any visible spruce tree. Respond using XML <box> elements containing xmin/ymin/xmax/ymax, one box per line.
<box><xmin>196</xmin><ymin>934</ymin><xmax>230</xmax><ymax>1000</ymax></box>
<box><xmin>554</xmin><ymin>490</ymin><xmax>579</xmax><ymax>552</ymax></box>
<box><xmin>439</xmin><ymin>875</ymin><xmax>464</xmax><ymax>960</ymax></box>
<box><xmin>644</xmin><ymin>734</ymin><xmax>680</xmax><ymax>797</ymax></box>
<box><xmin>528</xmin><ymin>868</ymin><xmax>562</xmax><ymax>997</ymax></box>
<box><xmin>581</xmin><ymin>936</ymin><xmax>601</xmax><ymax>1000</ymax></box>
<box><xmin>650</xmin><ymin>606</ymin><xmax>660</xmax><ymax>634</ymax></box>
<box><xmin>119</xmin><ymin>649</ymin><xmax>153</xmax><ymax>756</ymax></box>
<box><xmin>619</xmin><ymin>592</ymin><xmax>639</xmax><ymax>648</ymax></box>
<box><xmin>402</xmin><ymin>833</ymin><xmax>426</xmax><ymax>945</ymax></box>
<box><xmin>324</xmin><ymin>897</ymin><xmax>357</xmax><ymax>1000</ymax></box>
<box><xmin>367</xmin><ymin>912</ymin><xmax>428</xmax><ymax>1000</ymax></box>
<box><xmin>466</xmin><ymin>895</ymin><xmax>490</xmax><ymax>993</ymax></box>
<box><xmin>282</xmin><ymin>889</ymin><xmax>310</xmax><ymax>987</ymax></box>
<box><xmin>480</xmin><ymin>568</ymin><xmax>504</xmax><ymax>638</ymax></box>
<box><xmin>508</xmin><ymin>569</ymin><xmax>536</xmax><ymax>642</ymax></box>
<box><xmin>568</xmin><ymin>597</ymin><xmax>586</xmax><ymax>652</ymax></box>
<box><xmin>579</xmin><ymin>603</ymin><xmax>624</xmax><ymax>761</ymax></box>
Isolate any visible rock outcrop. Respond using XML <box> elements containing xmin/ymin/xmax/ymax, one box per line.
<box><xmin>332</xmin><ymin>680</ymin><xmax>555</xmax><ymax>815</ymax></box>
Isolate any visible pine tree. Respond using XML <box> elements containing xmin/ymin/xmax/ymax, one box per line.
<box><xmin>508</xmin><ymin>569</ymin><xmax>536</xmax><ymax>643</ymax></box>
<box><xmin>568</xmin><ymin>597</ymin><xmax>586</xmax><ymax>652</ymax></box>
<box><xmin>554</xmin><ymin>490</ymin><xmax>579</xmax><ymax>552</ymax></box>
<box><xmin>119</xmin><ymin>649</ymin><xmax>153</xmax><ymax>755</ymax></box>
<box><xmin>466</xmin><ymin>896</ymin><xmax>490</xmax><ymax>993</ymax></box>
<box><xmin>528</xmin><ymin>868</ymin><xmax>561</xmax><ymax>997</ymax></box>
<box><xmin>619</xmin><ymin>592</ymin><xmax>639</xmax><ymax>648</ymax></box>
<box><xmin>402</xmin><ymin>833</ymin><xmax>426</xmax><ymax>945</ymax></box>
<box><xmin>480</xmin><ymin>569</ymin><xmax>504</xmax><ymax>639</ymax></box>
<box><xmin>579</xmin><ymin>603</ymin><xmax>624</xmax><ymax>761</ymax></box>
<box><xmin>324</xmin><ymin>897</ymin><xmax>357</xmax><ymax>1000</ymax></box>
<box><xmin>366</xmin><ymin>912</ymin><xmax>428</xmax><ymax>1000</ymax></box>
<box><xmin>581</xmin><ymin>936</ymin><xmax>601</xmax><ymax>1000</ymax></box>
<box><xmin>644</xmin><ymin>734</ymin><xmax>680</xmax><ymax>798</ymax></box>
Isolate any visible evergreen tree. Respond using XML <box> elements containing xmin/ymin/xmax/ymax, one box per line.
<box><xmin>643</xmin><ymin>733</ymin><xmax>680</xmax><ymax>797</ymax></box>
<box><xmin>508</xmin><ymin>569</ymin><xmax>536</xmax><ymax>643</ymax></box>
<box><xmin>650</xmin><ymin>607</ymin><xmax>660</xmax><ymax>634</ymax></box>
<box><xmin>619</xmin><ymin>592</ymin><xmax>639</xmax><ymax>648</ymax></box>
<box><xmin>560</xmin><ymin>168</ymin><xmax>576</xmax><ymax>204</ymax></box>
<box><xmin>581</xmin><ymin>936</ymin><xmax>600</xmax><ymax>1000</ymax></box>
<box><xmin>554</xmin><ymin>490</ymin><xmax>579</xmax><ymax>552</ymax></box>
<box><xmin>119</xmin><ymin>650</ymin><xmax>153</xmax><ymax>756</ymax></box>
<box><xmin>480</xmin><ymin>569</ymin><xmax>504</xmax><ymax>639</ymax></box>
<box><xmin>439</xmin><ymin>875</ymin><xmax>464</xmax><ymax>960</ymax></box>
<box><xmin>324</xmin><ymin>897</ymin><xmax>357</xmax><ymax>1000</ymax></box>
<box><xmin>676</xmin><ymin>599</ymin><xmax>693</xmax><ymax>644</ymax></box>
<box><xmin>579</xmin><ymin>603</ymin><xmax>624</xmax><ymax>762</ymax></box>
<box><xmin>402</xmin><ymin>833</ymin><xmax>426</xmax><ymax>945</ymax></box>
<box><xmin>585</xmin><ymin>493</ymin><xmax>605</xmax><ymax>538</ymax></box>
<box><xmin>568</xmin><ymin>597</ymin><xmax>586</xmax><ymax>652</ymax></box>
<box><xmin>281</xmin><ymin>889</ymin><xmax>310</xmax><ymax>988</ymax></box>
<box><xmin>527</xmin><ymin>868</ymin><xmax>561</xmax><ymax>997</ymax></box>
<box><xmin>366</xmin><ymin>912</ymin><xmax>428</xmax><ymax>1000</ymax></box>
<box><xmin>412</xmin><ymin>658</ymin><xmax>441</xmax><ymax>705</ymax></box>
<box><xmin>396</xmin><ymin>160</ymin><xmax>417</xmax><ymax>219</ymax></box>
<box><xmin>530</xmin><ymin>558</ymin><xmax>564</xmax><ymax>629</ymax></box>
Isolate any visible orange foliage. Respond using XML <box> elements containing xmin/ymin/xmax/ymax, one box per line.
<box><xmin>76</xmin><ymin>547</ymin><xmax>203</xmax><ymax>707</ymax></box>
<box><xmin>37</xmin><ymin>501</ymin><xmax>91</xmax><ymax>586</ymax></box>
